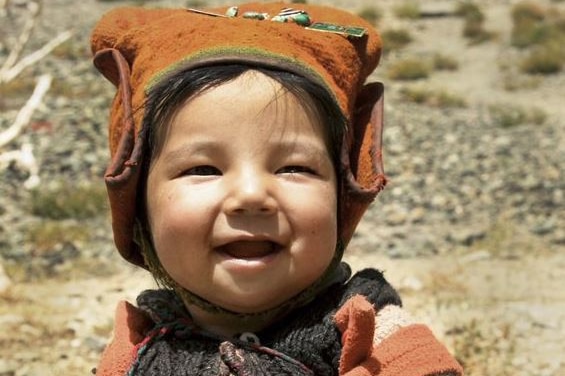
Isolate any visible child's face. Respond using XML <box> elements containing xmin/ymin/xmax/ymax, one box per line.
<box><xmin>145</xmin><ymin>71</ymin><xmax>338</xmax><ymax>313</ymax></box>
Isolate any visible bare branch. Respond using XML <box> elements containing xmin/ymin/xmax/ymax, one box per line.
<box><xmin>0</xmin><ymin>143</ymin><xmax>39</xmax><ymax>189</ymax></box>
<box><xmin>0</xmin><ymin>73</ymin><xmax>51</xmax><ymax>148</ymax></box>
<box><xmin>0</xmin><ymin>1</ymin><xmax>40</xmax><ymax>74</ymax></box>
<box><xmin>0</xmin><ymin>29</ymin><xmax>71</xmax><ymax>84</ymax></box>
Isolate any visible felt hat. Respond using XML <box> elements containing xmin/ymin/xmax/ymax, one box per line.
<box><xmin>91</xmin><ymin>2</ymin><xmax>386</xmax><ymax>267</ymax></box>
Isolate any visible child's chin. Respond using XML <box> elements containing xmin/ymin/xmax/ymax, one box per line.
<box><xmin>214</xmin><ymin>291</ymin><xmax>292</xmax><ymax>315</ymax></box>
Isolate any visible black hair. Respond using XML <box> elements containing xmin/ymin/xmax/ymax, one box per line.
<box><xmin>141</xmin><ymin>64</ymin><xmax>346</xmax><ymax>169</ymax></box>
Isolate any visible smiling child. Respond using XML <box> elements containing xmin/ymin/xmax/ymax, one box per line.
<box><xmin>91</xmin><ymin>2</ymin><xmax>463</xmax><ymax>375</ymax></box>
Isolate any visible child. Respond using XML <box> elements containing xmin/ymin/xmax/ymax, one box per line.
<box><xmin>91</xmin><ymin>2</ymin><xmax>463</xmax><ymax>375</ymax></box>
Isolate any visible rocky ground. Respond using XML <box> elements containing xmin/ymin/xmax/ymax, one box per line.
<box><xmin>0</xmin><ymin>0</ymin><xmax>563</xmax><ymax>375</ymax></box>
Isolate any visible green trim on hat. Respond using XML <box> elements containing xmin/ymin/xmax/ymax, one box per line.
<box><xmin>145</xmin><ymin>46</ymin><xmax>345</xmax><ymax>115</ymax></box>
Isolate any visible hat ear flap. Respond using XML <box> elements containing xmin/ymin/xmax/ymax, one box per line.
<box><xmin>349</xmin><ymin>81</ymin><xmax>385</xmax><ymax>190</ymax></box>
<box><xmin>340</xmin><ymin>82</ymin><xmax>386</xmax><ymax>244</ymax></box>
<box><xmin>93</xmin><ymin>47</ymin><xmax>129</xmax><ymax>87</ymax></box>
<box><xmin>94</xmin><ymin>48</ymin><xmax>145</xmax><ymax>267</ymax></box>
<box><xmin>93</xmin><ymin>48</ymin><xmax>138</xmax><ymax>170</ymax></box>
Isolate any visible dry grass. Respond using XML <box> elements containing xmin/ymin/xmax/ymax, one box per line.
<box><xmin>51</xmin><ymin>40</ymin><xmax>89</xmax><ymax>61</ymax></box>
<box><xmin>455</xmin><ymin>1</ymin><xmax>495</xmax><ymax>44</ymax></box>
<box><xmin>381</xmin><ymin>28</ymin><xmax>413</xmax><ymax>53</ymax></box>
<box><xmin>387</xmin><ymin>58</ymin><xmax>431</xmax><ymax>80</ymax></box>
<box><xmin>400</xmin><ymin>86</ymin><xmax>467</xmax><ymax>108</ymax></box>
<box><xmin>488</xmin><ymin>102</ymin><xmax>547</xmax><ymax>128</ymax></box>
<box><xmin>387</xmin><ymin>53</ymin><xmax>459</xmax><ymax>83</ymax></box>
<box><xmin>521</xmin><ymin>42</ymin><xmax>564</xmax><ymax>74</ymax></box>
<box><xmin>26</xmin><ymin>221</ymin><xmax>90</xmax><ymax>255</ymax></box>
<box><xmin>511</xmin><ymin>1</ymin><xmax>548</xmax><ymax>48</ymax></box>
<box><xmin>0</xmin><ymin>74</ymin><xmax>36</xmax><ymax>109</ymax></box>
<box><xmin>29</xmin><ymin>182</ymin><xmax>108</xmax><ymax>220</ymax></box>
<box><xmin>449</xmin><ymin>319</ymin><xmax>516</xmax><ymax>374</ymax></box>
<box><xmin>432</xmin><ymin>53</ymin><xmax>459</xmax><ymax>71</ymax></box>
<box><xmin>357</xmin><ymin>6</ymin><xmax>382</xmax><ymax>26</ymax></box>
<box><xmin>393</xmin><ymin>1</ymin><xmax>420</xmax><ymax>20</ymax></box>
<box><xmin>501</xmin><ymin>72</ymin><xmax>542</xmax><ymax>91</ymax></box>
<box><xmin>510</xmin><ymin>1</ymin><xmax>565</xmax><ymax>73</ymax></box>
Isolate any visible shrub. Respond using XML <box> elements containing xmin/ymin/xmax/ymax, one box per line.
<box><xmin>520</xmin><ymin>42</ymin><xmax>563</xmax><ymax>74</ymax></box>
<box><xmin>455</xmin><ymin>1</ymin><xmax>493</xmax><ymax>44</ymax></box>
<box><xmin>509</xmin><ymin>2</ymin><xmax>565</xmax><ymax>72</ymax></box>
<box><xmin>510</xmin><ymin>2</ymin><xmax>555</xmax><ymax>48</ymax></box>
<box><xmin>358</xmin><ymin>6</ymin><xmax>382</xmax><ymax>25</ymax></box>
<box><xmin>387</xmin><ymin>58</ymin><xmax>431</xmax><ymax>80</ymax></box>
<box><xmin>432</xmin><ymin>53</ymin><xmax>459</xmax><ymax>71</ymax></box>
<box><xmin>27</xmin><ymin>221</ymin><xmax>90</xmax><ymax>255</ymax></box>
<box><xmin>463</xmin><ymin>19</ymin><xmax>492</xmax><ymax>43</ymax></box>
<box><xmin>451</xmin><ymin>318</ymin><xmax>515</xmax><ymax>374</ymax></box>
<box><xmin>186</xmin><ymin>0</ymin><xmax>207</xmax><ymax>7</ymax></box>
<box><xmin>30</xmin><ymin>182</ymin><xmax>108</xmax><ymax>220</ymax></box>
<box><xmin>488</xmin><ymin>103</ymin><xmax>547</xmax><ymax>127</ymax></box>
<box><xmin>501</xmin><ymin>73</ymin><xmax>541</xmax><ymax>91</ymax></box>
<box><xmin>455</xmin><ymin>1</ymin><xmax>484</xmax><ymax>22</ymax></box>
<box><xmin>51</xmin><ymin>40</ymin><xmax>88</xmax><ymax>61</ymax></box>
<box><xmin>512</xmin><ymin>20</ymin><xmax>556</xmax><ymax>48</ymax></box>
<box><xmin>400</xmin><ymin>87</ymin><xmax>467</xmax><ymax>108</ymax></box>
<box><xmin>393</xmin><ymin>1</ymin><xmax>420</xmax><ymax>19</ymax></box>
<box><xmin>512</xmin><ymin>1</ymin><xmax>546</xmax><ymax>24</ymax></box>
<box><xmin>0</xmin><ymin>75</ymin><xmax>36</xmax><ymax>108</ymax></box>
<box><xmin>381</xmin><ymin>28</ymin><xmax>413</xmax><ymax>53</ymax></box>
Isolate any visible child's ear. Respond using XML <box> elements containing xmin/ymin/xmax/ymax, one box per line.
<box><xmin>340</xmin><ymin>82</ymin><xmax>385</xmax><ymax>245</ymax></box>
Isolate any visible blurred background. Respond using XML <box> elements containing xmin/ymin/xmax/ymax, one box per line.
<box><xmin>0</xmin><ymin>0</ymin><xmax>563</xmax><ymax>375</ymax></box>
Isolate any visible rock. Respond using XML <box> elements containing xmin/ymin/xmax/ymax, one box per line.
<box><xmin>530</xmin><ymin>218</ymin><xmax>556</xmax><ymax>235</ymax></box>
<box><xmin>460</xmin><ymin>250</ymin><xmax>491</xmax><ymax>264</ymax></box>
<box><xmin>400</xmin><ymin>276</ymin><xmax>424</xmax><ymax>292</ymax></box>
<box><xmin>0</xmin><ymin>358</ymin><xmax>17</xmax><ymax>375</ymax></box>
<box><xmin>447</xmin><ymin>227</ymin><xmax>486</xmax><ymax>246</ymax></box>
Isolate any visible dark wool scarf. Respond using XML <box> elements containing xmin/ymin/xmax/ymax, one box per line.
<box><xmin>128</xmin><ymin>265</ymin><xmax>401</xmax><ymax>376</ymax></box>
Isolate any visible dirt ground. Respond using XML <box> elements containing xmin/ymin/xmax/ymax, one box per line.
<box><xmin>0</xmin><ymin>0</ymin><xmax>564</xmax><ymax>375</ymax></box>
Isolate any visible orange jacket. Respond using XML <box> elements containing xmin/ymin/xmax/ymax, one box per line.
<box><xmin>95</xmin><ymin>295</ymin><xmax>462</xmax><ymax>376</ymax></box>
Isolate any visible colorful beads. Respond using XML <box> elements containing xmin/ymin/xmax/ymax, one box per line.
<box><xmin>271</xmin><ymin>8</ymin><xmax>312</xmax><ymax>26</ymax></box>
<box><xmin>186</xmin><ymin>6</ymin><xmax>366</xmax><ymax>39</ymax></box>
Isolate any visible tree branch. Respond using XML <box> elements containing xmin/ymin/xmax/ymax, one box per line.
<box><xmin>0</xmin><ymin>73</ymin><xmax>51</xmax><ymax>148</ymax></box>
<box><xmin>0</xmin><ymin>29</ymin><xmax>71</xmax><ymax>84</ymax></box>
<box><xmin>0</xmin><ymin>1</ymin><xmax>40</xmax><ymax>74</ymax></box>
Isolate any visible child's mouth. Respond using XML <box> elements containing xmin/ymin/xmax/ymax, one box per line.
<box><xmin>218</xmin><ymin>241</ymin><xmax>281</xmax><ymax>259</ymax></box>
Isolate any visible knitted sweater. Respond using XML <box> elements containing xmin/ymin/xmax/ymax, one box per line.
<box><xmin>95</xmin><ymin>268</ymin><xmax>463</xmax><ymax>375</ymax></box>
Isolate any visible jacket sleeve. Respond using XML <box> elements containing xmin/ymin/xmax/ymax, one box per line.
<box><xmin>95</xmin><ymin>301</ymin><xmax>153</xmax><ymax>376</ymax></box>
<box><xmin>335</xmin><ymin>295</ymin><xmax>463</xmax><ymax>376</ymax></box>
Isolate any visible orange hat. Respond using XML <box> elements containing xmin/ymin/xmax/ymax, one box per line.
<box><xmin>91</xmin><ymin>2</ymin><xmax>386</xmax><ymax>267</ymax></box>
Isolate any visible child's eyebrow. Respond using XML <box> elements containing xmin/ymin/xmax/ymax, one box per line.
<box><xmin>160</xmin><ymin>140</ymin><xmax>330</xmax><ymax>163</ymax></box>
<box><xmin>161</xmin><ymin>141</ymin><xmax>217</xmax><ymax>164</ymax></box>
<box><xmin>274</xmin><ymin>141</ymin><xmax>329</xmax><ymax>161</ymax></box>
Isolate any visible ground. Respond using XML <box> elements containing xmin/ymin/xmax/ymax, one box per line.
<box><xmin>0</xmin><ymin>0</ymin><xmax>563</xmax><ymax>375</ymax></box>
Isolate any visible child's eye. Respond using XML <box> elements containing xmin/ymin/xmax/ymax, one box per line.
<box><xmin>183</xmin><ymin>165</ymin><xmax>222</xmax><ymax>176</ymax></box>
<box><xmin>277</xmin><ymin>165</ymin><xmax>316</xmax><ymax>175</ymax></box>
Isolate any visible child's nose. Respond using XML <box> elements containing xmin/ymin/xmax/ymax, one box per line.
<box><xmin>223</xmin><ymin>170</ymin><xmax>277</xmax><ymax>215</ymax></box>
